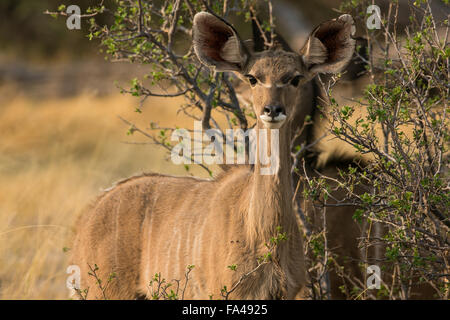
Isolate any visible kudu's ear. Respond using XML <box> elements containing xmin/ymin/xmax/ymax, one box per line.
<box><xmin>193</xmin><ymin>12</ymin><xmax>250</xmax><ymax>72</ymax></box>
<box><xmin>300</xmin><ymin>14</ymin><xmax>356</xmax><ymax>75</ymax></box>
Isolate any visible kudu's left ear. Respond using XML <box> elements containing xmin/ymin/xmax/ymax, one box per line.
<box><xmin>300</xmin><ymin>14</ymin><xmax>356</xmax><ymax>75</ymax></box>
<box><xmin>193</xmin><ymin>12</ymin><xmax>250</xmax><ymax>72</ymax></box>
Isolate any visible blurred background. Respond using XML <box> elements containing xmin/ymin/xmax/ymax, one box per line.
<box><xmin>0</xmin><ymin>0</ymin><xmax>447</xmax><ymax>299</ymax></box>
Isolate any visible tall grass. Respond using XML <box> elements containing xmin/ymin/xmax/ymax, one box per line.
<box><xmin>0</xmin><ymin>91</ymin><xmax>205</xmax><ymax>299</ymax></box>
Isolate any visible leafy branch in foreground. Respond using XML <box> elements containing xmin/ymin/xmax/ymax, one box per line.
<box><xmin>148</xmin><ymin>264</ymin><xmax>195</xmax><ymax>300</ymax></box>
<box><xmin>69</xmin><ymin>264</ymin><xmax>116</xmax><ymax>300</ymax></box>
<box><xmin>221</xmin><ymin>226</ymin><xmax>288</xmax><ymax>300</ymax></box>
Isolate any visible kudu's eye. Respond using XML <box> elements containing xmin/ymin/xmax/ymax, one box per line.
<box><xmin>246</xmin><ymin>75</ymin><xmax>258</xmax><ymax>87</ymax></box>
<box><xmin>290</xmin><ymin>75</ymin><xmax>303</xmax><ymax>87</ymax></box>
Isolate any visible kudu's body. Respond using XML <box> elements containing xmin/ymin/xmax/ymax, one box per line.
<box><xmin>71</xmin><ymin>12</ymin><xmax>357</xmax><ymax>299</ymax></box>
<box><xmin>72</xmin><ymin>165</ymin><xmax>304</xmax><ymax>299</ymax></box>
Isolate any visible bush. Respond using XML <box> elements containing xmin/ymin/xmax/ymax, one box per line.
<box><xmin>307</xmin><ymin>0</ymin><xmax>449</xmax><ymax>299</ymax></box>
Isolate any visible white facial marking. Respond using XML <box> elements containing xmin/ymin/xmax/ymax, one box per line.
<box><xmin>260</xmin><ymin>114</ymin><xmax>273</xmax><ymax>122</ymax></box>
<box><xmin>273</xmin><ymin>114</ymin><xmax>287</xmax><ymax>122</ymax></box>
<box><xmin>260</xmin><ymin>113</ymin><xmax>287</xmax><ymax>129</ymax></box>
<box><xmin>260</xmin><ymin>82</ymin><xmax>272</xmax><ymax>88</ymax></box>
<box><xmin>258</xmin><ymin>82</ymin><xmax>289</xmax><ymax>88</ymax></box>
<box><xmin>256</xmin><ymin>72</ymin><xmax>301</xmax><ymax>89</ymax></box>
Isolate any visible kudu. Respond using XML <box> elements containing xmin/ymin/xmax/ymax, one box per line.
<box><xmin>70</xmin><ymin>12</ymin><xmax>356</xmax><ymax>299</ymax></box>
<box><xmin>239</xmin><ymin>16</ymin><xmax>366</xmax><ymax>299</ymax></box>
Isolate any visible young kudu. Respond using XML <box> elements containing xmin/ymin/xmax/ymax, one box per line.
<box><xmin>240</xmin><ymin>14</ymin><xmax>364</xmax><ymax>298</ymax></box>
<box><xmin>71</xmin><ymin>12</ymin><xmax>356</xmax><ymax>299</ymax></box>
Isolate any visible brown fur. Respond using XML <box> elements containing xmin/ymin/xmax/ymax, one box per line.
<box><xmin>72</xmin><ymin>164</ymin><xmax>306</xmax><ymax>299</ymax></box>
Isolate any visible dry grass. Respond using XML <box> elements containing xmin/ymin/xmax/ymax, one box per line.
<box><xmin>0</xmin><ymin>90</ymin><xmax>208</xmax><ymax>299</ymax></box>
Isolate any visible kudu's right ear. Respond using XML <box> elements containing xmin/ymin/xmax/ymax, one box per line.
<box><xmin>193</xmin><ymin>12</ymin><xmax>250</xmax><ymax>72</ymax></box>
<box><xmin>300</xmin><ymin>14</ymin><xmax>356</xmax><ymax>75</ymax></box>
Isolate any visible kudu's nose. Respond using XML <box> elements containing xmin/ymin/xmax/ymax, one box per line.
<box><xmin>263</xmin><ymin>105</ymin><xmax>285</xmax><ymax>118</ymax></box>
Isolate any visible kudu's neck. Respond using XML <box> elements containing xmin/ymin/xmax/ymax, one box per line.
<box><xmin>244</xmin><ymin>123</ymin><xmax>295</xmax><ymax>247</ymax></box>
<box><xmin>242</xmin><ymin>80</ymin><xmax>318</xmax><ymax>247</ymax></box>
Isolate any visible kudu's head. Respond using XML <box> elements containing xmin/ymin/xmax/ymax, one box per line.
<box><xmin>193</xmin><ymin>12</ymin><xmax>356</xmax><ymax>130</ymax></box>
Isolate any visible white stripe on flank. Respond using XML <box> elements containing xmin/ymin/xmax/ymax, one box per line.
<box><xmin>175</xmin><ymin>227</ymin><xmax>182</xmax><ymax>277</ymax></box>
<box><xmin>192</xmin><ymin>214</ymin><xmax>207</xmax><ymax>297</ymax></box>
<box><xmin>144</xmin><ymin>195</ymin><xmax>158</xmax><ymax>291</ymax></box>
<box><xmin>144</xmin><ymin>210</ymin><xmax>153</xmax><ymax>288</ymax></box>
<box><xmin>115</xmin><ymin>195</ymin><xmax>121</xmax><ymax>268</ymax></box>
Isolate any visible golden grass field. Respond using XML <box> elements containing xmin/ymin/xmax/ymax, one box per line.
<box><xmin>0</xmin><ymin>89</ymin><xmax>210</xmax><ymax>299</ymax></box>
